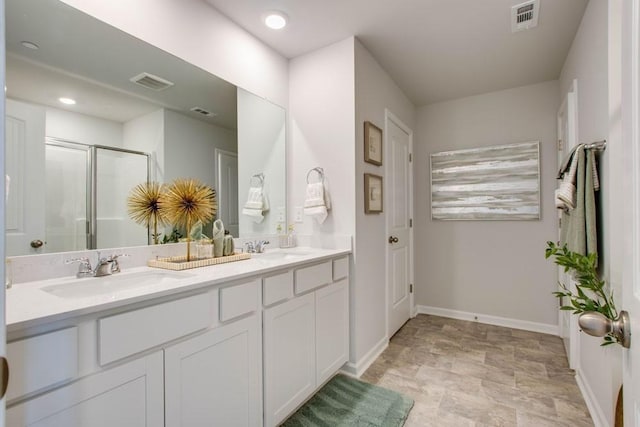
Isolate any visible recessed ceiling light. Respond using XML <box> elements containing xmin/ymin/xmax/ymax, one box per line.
<box><xmin>264</xmin><ymin>11</ymin><xmax>288</xmax><ymax>30</ymax></box>
<box><xmin>58</xmin><ymin>97</ymin><xmax>76</xmax><ymax>105</ymax></box>
<box><xmin>20</xmin><ymin>41</ymin><xmax>39</xmax><ymax>50</ymax></box>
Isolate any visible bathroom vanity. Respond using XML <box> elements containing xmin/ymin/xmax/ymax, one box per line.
<box><xmin>5</xmin><ymin>247</ymin><xmax>350</xmax><ymax>427</ymax></box>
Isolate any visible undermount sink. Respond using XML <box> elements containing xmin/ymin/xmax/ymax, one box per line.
<box><xmin>41</xmin><ymin>270</ymin><xmax>195</xmax><ymax>299</ymax></box>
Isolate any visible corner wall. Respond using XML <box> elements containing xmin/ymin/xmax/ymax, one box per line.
<box><xmin>414</xmin><ymin>80</ymin><xmax>560</xmax><ymax>330</ymax></box>
<box><xmin>351</xmin><ymin>40</ymin><xmax>415</xmax><ymax>370</ymax></box>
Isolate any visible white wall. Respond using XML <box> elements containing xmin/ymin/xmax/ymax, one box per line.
<box><xmin>59</xmin><ymin>0</ymin><xmax>289</xmax><ymax>108</ymax></box>
<box><xmin>415</xmin><ymin>80</ymin><xmax>559</xmax><ymax>329</ymax></box>
<box><xmin>559</xmin><ymin>0</ymin><xmax>621</xmax><ymax>425</ymax></box>
<box><xmin>288</xmin><ymin>38</ymin><xmax>356</xmax><ymax>239</ymax></box>
<box><xmin>46</xmin><ymin>106</ymin><xmax>123</xmax><ymax>146</ymax></box>
<box><xmin>351</xmin><ymin>39</ymin><xmax>416</xmax><ymax>369</ymax></box>
<box><xmin>164</xmin><ymin>109</ymin><xmax>236</xmax><ymax>187</ymax></box>
<box><xmin>123</xmin><ymin>109</ymin><xmax>165</xmax><ymax>182</ymax></box>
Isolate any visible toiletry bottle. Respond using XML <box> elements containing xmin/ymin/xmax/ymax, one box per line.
<box><xmin>277</xmin><ymin>223</ymin><xmax>287</xmax><ymax>248</ymax></box>
<box><xmin>287</xmin><ymin>224</ymin><xmax>297</xmax><ymax>248</ymax></box>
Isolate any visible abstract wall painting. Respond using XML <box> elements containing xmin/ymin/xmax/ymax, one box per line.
<box><xmin>430</xmin><ymin>141</ymin><xmax>540</xmax><ymax>220</ymax></box>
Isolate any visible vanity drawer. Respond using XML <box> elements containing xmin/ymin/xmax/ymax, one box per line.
<box><xmin>294</xmin><ymin>261</ymin><xmax>332</xmax><ymax>295</ymax></box>
<box><xmin>220</xmin><ymin>278</ymin><xmax>260</xmax><ymax>322</ymax></box>
<box><xmin>263</xmin><ymin>271</ymin><xmax>294</xmax><ymax>306</ymax></box>
<box><xmin>98</xmin><ymin>293</ymin><xmax>210</xmax><ymax>365</ymax></box>
<box><xmin>332</xmin><ymin>256</ymin><xmax>349</xmax><ymax>281</ymax></box>
<box><xmin>7</xmin><ymin>327</ymin><xmax>78</xmax><ymax>401</ymax></box>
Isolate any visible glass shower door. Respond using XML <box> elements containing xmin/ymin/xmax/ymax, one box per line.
<box><xmin>93</xmin><ymin>147</ymin><xmax>149</xmax><ymax>249</ymax></box>
<box><xmin>44</xmin><ymin>140</ymin><xmax>89</xmax><ymax>253</ymax></box>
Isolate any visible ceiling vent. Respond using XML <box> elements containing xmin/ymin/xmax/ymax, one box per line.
<box><xmin>129</xmin><ymin>72</ymin><xmax>174</xmax><ymax>91</ymax></box>
<box><xmin>511</xmin><ymin>0</ymin><xmax>539</xmax><ymax>32</ymax></box>
<box><xmin>190</xmin><ymin>107</ymin><xmax>216</xmax><ymax>117</ymax></box>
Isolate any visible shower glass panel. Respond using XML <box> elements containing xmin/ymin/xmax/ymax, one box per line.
<box><xmin>45</xmin><ymin>141</ymin><xmax>89</xmax><ymax>253</ymax></box>
<box><xmin>93</xmin><ymin>147</ymin><xmax>150</xmax><ymax>249</ymax></box>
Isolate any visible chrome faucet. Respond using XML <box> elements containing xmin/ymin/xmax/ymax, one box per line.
<box><xmin>65</xmin><ymin>251</ymin><xmax>129</xmax><ymax>278</ymax></box>
<box><xmin>245</xmin><ymin>240</ymin><xmax>270</xmax><ymax>254</ymax></box>
<box><xmin>92</xmin><ymin>252</ymin><xmax>114</xmax><ymax>277</ymax></box>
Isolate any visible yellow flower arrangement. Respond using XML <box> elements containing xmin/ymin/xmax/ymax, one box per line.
<box><xmin>127</xmin><ymin>182</ymin><xmax>168</xmax><ymax>244</ymax></box>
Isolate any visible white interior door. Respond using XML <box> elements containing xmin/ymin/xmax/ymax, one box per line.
<box><xmin>622</xmin><ymin>0</ymin><xmax>640</xmax><ymax>424</ymax></box>
<box><xmin>385</xmin><ymin>111</ymin><xmax>413</xmax><ymax>337</ymax></box>
<box><xmin>216</xmin><ymin>149</ymin><xmax>239</xmax><ymax>237</ymax></box>
<box><xmin>556</xmin><ymin>80</ymin><xmax>580</xmax><ymax>370</ymax></box>
<box><xmin>5</xmin><ymin>99</ymin><xmax>45</xmax><ymax>256</ymax></box>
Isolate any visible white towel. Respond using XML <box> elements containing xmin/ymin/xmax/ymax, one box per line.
<box><xmin>242</xmin><ymin>186</ymin><xmax>269</xmax><ymax>223</ymax></box>
<box><xmin>555</xmin><ymin>146</ymin><xmax>581</xmax><ymax>211</ymax></box>
<box><xmin>304</xmin><ymin>181</ymin><xmax>331</xmax><ymax>224</ymax></box>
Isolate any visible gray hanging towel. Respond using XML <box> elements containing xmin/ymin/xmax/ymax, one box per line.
<box><xmin>560</xmin><ymin>147</ymin><xmax>599</xmax><ymax>258</ymax></box>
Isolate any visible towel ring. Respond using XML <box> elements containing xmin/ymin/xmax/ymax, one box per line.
<box><xmin>306</xmin><ymin>167</ymin><xmax>324</xmax><ymax>184</ymax></box>
<box><xmin>250</xmin><ymin>173</ymin><xmax>264</xmax><ymax>187</ymax></box>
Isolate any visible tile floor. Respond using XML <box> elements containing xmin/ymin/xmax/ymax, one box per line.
<box><xmin>360</xmin><ymin>314</ymin><xmax>594</xmax><ymax>427</ymax></box>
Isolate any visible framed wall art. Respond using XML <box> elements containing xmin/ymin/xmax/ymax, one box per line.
<box><xmin>364</xmin><ymin>173</ymin><xmax>383</xmax><ymax>213</ymax></box>
<box><xmin>430</xmin><ymin>141</ymin><xmax>540</xmax><ymax>220</ymax></box>
<box><xmin>364</xmin><ymin>121</ymin><xmax>383</xmax><ymax>166</ymax></box>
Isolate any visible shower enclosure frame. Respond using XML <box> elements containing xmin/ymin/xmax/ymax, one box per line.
<box><xmin>45</xmin><ymin>137</ymin><xmax>151</xmax><ymax>250</ymax></box>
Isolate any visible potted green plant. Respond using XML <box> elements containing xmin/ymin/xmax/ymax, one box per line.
<box><xmin>545</xmin><ymin>241</ymin><xmax>629</xmax><ymax>347</ymax></box>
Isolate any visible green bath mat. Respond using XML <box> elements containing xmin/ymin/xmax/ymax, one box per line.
<box><xmin>281</xmin><ymin>374</ymin><xmax>414</xmax><ymax>427</ymax></box>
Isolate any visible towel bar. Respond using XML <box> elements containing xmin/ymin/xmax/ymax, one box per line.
<box><xmin>250</xmin><ymin>173</ymin><xmax>264</xmax><ymax>187</ymax></box>
<box><xmin>584</xmin><ymin>140</ymin><xmax>606</xmax><ymax>151</ymax></box>
<box><xmin>306</xmin><ymin>167</ymin><xmax>324</xmax><ymax>184</ymax></box>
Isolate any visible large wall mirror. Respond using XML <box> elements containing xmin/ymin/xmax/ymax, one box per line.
<box><xmin>6</xmin><ymin>0</ymin><xmax>286</xmax><ymax>256</ymax></box>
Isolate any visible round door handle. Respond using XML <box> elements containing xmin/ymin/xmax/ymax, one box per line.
<box><xmin>30</xmin><ymin>239</ymin><xmax>44</xmax><ymax>248</ymax></box>
<box><xmin>388</xmin><ymin>236</ymin><xmax>399</xmax><ymax>244</ymax></box>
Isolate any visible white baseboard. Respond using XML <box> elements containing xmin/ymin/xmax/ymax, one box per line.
<box><xmin>341</xmin><ymin>336</ymin><xmax>388</xmax><ymax>378</ymax></box>
<box><xmin>575</xmin><ymin>370</ymin><xmax>610</xmax><ymax>427</ymax></box>
<box><xmin>415</xmin><ymin>305</ymin><xmax>559</xmax><ymax>336</ymax></box>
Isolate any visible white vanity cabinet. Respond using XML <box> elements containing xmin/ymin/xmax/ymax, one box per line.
<box><xmin>263</xmin><ymin>257</ymin><xmax>350</xmax><ymax>427</ymax></box>
<box><xmin>6</xmin><ymin>352</ymin><xmax>164</xmax><ymax>427</ymax></box>
<box><xmin>6</xmin><ymin>250</ymin><xmax>350</xmax><ymax>427</ymax></box>
<box><xmin>165</xmin><ymin>280</ymin><xmax>262</xmax><ymax>427</ymax></box>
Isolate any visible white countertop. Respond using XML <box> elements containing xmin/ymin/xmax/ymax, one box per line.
<box><xmin>7</xmin><ymin>247</ymin><xmax>350</xmax><ymax>332</ymax></box>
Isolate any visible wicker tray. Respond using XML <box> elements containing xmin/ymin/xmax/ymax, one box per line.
<box><xmin>148</xmin><ymin>252</ymin><xmax>251</xmax><ymax>271</ymax></box>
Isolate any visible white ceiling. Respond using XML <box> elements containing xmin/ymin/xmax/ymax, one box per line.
<box><xmin>205</xmin><ymin>0</ymin><xmax>588</xmax><ymax>106</ymax></box>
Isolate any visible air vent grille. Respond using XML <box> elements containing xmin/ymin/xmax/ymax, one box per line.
<box><xmin>511</xmin><ymin>0</ymin><xmax>539</xmax><ymax>32</ymax></box>
<box><xmin>190</xmin><ymin>107</ymin><xmax>216</xmax><ymax>117</ymax></box>
<box><xmin>129</xmin><ymin>72</ymin><xmax>174</xmax><ymax>91</ymax></box>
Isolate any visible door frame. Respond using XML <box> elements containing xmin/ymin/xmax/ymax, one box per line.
<box><xmin>556</xmin><ymin>79</ymin><xmax>581</xmax><ymax>371</ymax></box>
<box><xmin>1</xmin><ymin>0</ymin><xmax>8</xmax><ymax>421</ymax></box>
<box><xmin>214</xmin><ymin>148</ymin><xmax>239</xmax><ymax>235</ymax></box>
<box><xmin>384</xmin><ymin>109</ymin><xmax>415</xmax><ymax>339</ymax></box>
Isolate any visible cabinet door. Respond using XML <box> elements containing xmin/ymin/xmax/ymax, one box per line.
<box><xmin>6</xmin><ymin>352</ymin><xmax>163</xmax><ymax>427</ymax></box>
<box><xmin>164</xmin><ymin>314</ymin><xmax>262</xmax><ymax>427</ymax></box>
<box><xmin>263</xmin><ymin>293</ymin><xmax>315</xmax><ymax>427</ymax></box>
<box><xmin>315</xmin><ymin>279</ymin><xmax>349</xmax><ymax>385</ymax></box>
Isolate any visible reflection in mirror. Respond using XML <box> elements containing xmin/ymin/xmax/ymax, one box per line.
<box><xmin>237</xmin><ymin>89</ymin><xmax>286</xmax><ymax>238</ymax></box>
<box><xmin>5</xmin><ymin>0</ymin><xmax>286</xmax><ymax>256</ymax></box>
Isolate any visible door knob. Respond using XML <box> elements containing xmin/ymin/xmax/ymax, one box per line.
<box><xmin>0</xmin><ymin>357</ymin><xmax>8</xmax><ymax>399</ymax></box>
<box><xmin>388</xmin><ymin>236</ymin><xmax>399</xmax><ymax>244</ymax></box>
<box><xmin>30</xmin><ymin>239</ymin><xmax>44</xmax><ymax>248</ymax></box>
<box><xmin>579</xmin><ymin>310</ymin><xmax>630</xmax><ymax>348</ymax></box>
